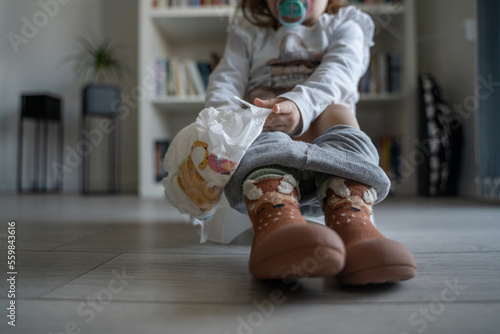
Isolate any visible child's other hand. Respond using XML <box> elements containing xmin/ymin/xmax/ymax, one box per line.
<box><xmin>255</xmin><ymin>97</ymin><xmax>303</xmax><ymax>136</ymax></box>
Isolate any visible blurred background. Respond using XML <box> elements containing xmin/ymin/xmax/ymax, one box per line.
<box><xmin>0</xmin><ymin>0</ymin><xmax>495</xmax><ymax>202</ymax></box>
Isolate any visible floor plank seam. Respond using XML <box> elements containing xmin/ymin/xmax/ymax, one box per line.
<box><xmin>45</xmin><ymin>231</ymin><xmax>108</xmax><ymax>251</ymax></box>
<box><xmin>119</xmin><ymin>251</ymin><xmax>251</xmax><ymax>256</ymax></box>
<box><xmin>11</xmin><ymin>249</ymin><xmax>500</xmax><ymax>256</ymax></box>
<box><xmin>6</xmin><ymin>297</ymin><xmax>500</xmax><ymax>305</ymax></box>
<box><xmin>13</xmin><ymin>249</ymin><xmax>120</xmax><ymax>254</ymax></box>
<box><xmin>39</xmin><ymin>252</ymin><xmax>125</xmax><ymax>298</ymax></box>
<box><xmin>411</xmin><ymin>251</ymin><xmax>500</xmax><ymax>255</ymax></box>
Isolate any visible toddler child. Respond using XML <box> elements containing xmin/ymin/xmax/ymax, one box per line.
<box><xmin>204</xmin><ymin>0</ymin><xmax>416</xmax><ymax>284</ymax></box>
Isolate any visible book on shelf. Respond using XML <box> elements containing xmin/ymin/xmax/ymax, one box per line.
<box><xmin>153</xmin><ymin>57</ymin><xmax>213</xmax><ymax>99</ymax></box>
<box><xmin>155</xmin><ymin>140</ymin><xmax>170</xmax><ymax>182</ymax></box>
<box><xmin>376</xmin><ymin>135</ymin><xmax>402</xmax><ymax>183</ymax></box>
<box><xmin>151</xmin><ymin>0</ymin><xmax>230</xmax><ymax>9</ymax></box>
<box><xmin>359</xmin><ymin>52</ymin><xmax>401</xmax><ymax>95</ymax></box>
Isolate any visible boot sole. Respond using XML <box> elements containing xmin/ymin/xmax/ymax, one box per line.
<box><xmin>249</xmin><ymin>224</ymin><xmax>345</xmax><ymax>279</ymax></box>
<box><xmin>338</xmin><ymin>238</ymin><xmax>417</xmax><ymax>285</ymax></box>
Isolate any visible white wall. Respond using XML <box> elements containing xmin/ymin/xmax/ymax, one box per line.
<box><xmin>0</xmin><ymin>0</ymin><xmax>138</xmax><ymax>193</ymax></box>
<box><xmin>101</xmin><ymin>0</ymin><xmax>139</xmax><ymax>192</ymax></box>
<box><xmin>417</xmin><ymin>0</ymin><xmax>478</xmax><ymax>197</ymax></box>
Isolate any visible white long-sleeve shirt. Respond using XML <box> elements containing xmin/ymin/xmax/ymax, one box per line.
<box><xmin>205</xmin><ymin>6</ymin><xmax>374</xmax><ymax>136</ymax></box>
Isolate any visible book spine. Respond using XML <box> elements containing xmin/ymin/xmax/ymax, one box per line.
<box><xmin>161</xmin><ymin>140</ymin><xmax>169</xmax><ymax>179</ymax></box>
<box><xmin>154</xmin><ymin>57</ymin><xmax>214</xmax><ymax>97</ymax></box>
<box><xmin>370</xmin><ymin>53</ymin><xmax>378</xmax><ymax>94</ymax></box>
<box><xmin>186</xmin><ymin>60</ymin><xmax>206</xmax><ymax>96</ymax></box>
<box><xmin>376</xmin><ymin>135</ymin><xmax>402</xmax><ymax>183</ymax></box>
<box><xmin>197</xmin><ymin>61</ymin><xmax>211</xmax><ymax>89</ymax></box>
<box><xmin>155</xmin><ymin>141</ymin><xmax>161</xmax><ymax>182</ymax></box>
<box><xmin>155</xmin><ymin>140</ymin><xmax>171</xmax><ymax>181</ymax></box>
<box><xmin>166</xmin><ymin>59</ymin><xmax>176</xmax><ymax>96</ymax></box>
<box><xmin>377</xmin><ymin>52</ymin><xmax>387</xmax><ymax>94</ymax></box>
<box><xmin>389</xmin><ymin>52</ymin><xmax>401</xmax><ymax>93</ymax></box>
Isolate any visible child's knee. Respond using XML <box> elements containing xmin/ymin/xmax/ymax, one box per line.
<box><xmin>321</xmin><ymin>104</ymin><xmax>358</xmax><ymax>129</ymax></box>
<box><xmin>295</xmin><ymin>103</ymin><xmax>359</xmax><ymax>143</ymax></box>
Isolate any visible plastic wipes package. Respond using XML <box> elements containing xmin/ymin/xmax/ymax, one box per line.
<box><xmin>162</xmin><ymin>97</ymin><xmax>272</xmax><ymax>220</ymax></box>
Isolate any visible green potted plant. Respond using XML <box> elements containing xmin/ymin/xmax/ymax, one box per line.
<box><xmin>67</xmin><ymin>35</ymin><xmax>129</xmax><ymax>83</ymax></box>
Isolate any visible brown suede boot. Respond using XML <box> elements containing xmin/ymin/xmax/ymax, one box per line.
<box><xmin>244</xmin><ymin>175</ymin><xmax>345</xmax><ymax>279</ymax></box>
<box><xmin>323</xmin><ymin>177</ymin><xmax>417</xmax><ymax>285</ymax></box>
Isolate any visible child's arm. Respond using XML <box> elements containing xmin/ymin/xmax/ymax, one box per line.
<box><xmin>278</xmin><ymin>8</ymin><xmax>374</xmax><ymax>136</ymax></box>
<box><xmin>205</xmin><ymin>25</ymin><xmax>251</xmax><ymax>112</ymax></box>
<box><xmin>255</xmin><ymin>98</ymin><xmax>359</xmax><ymax>142</ymax></box>
<box><xmin>254</xmin><ymin>97</ymin><xmax>303</xmax><ymax>136</ymax></box>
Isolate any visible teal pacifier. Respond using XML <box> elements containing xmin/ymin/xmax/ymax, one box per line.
<box><xmin>276</xmin><ymin>0</ymin><xmax>311</xmax><ymax>27</ymax></box>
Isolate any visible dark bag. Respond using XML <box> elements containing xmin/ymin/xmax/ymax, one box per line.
<box><xmin>418</xmin><ymin>73</ymin><xmax>463</xmax><ymax>196</ymax></box>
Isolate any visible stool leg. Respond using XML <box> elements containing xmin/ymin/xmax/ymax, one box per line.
<box><xmin>82</xmin><ymin>116</ymin><xmax>86</xmax><ymax>194</ymax></box>
<box><xmin>57</xmin><ymin>119</ymin><xmax>63</xmax><ymax>192</ymax></box>
<box><xmin>42</xmin><ymin>120</ymin><xmax>48</xmax><ymax>192</ymax></box>
<box><xmin>34</xmin><ymin>119</ymin><xmax>40</xmax><ymax>191</ymax></box>
<box><xmin>108</xmin><ymin>117</ymin><xmax>114</xmax><ymax>193</ymax></box>
<box><xmin>82</xmin><ymin>116</ymin><xmax>89</xmax><ymax>194</ymax></box>
<box><xmin>113</xmin><ymin>116</ymin><xmax>121</xmax><ymax>193</ymax></box>
<box><xmin>17</xmin><ymin>117</ymin><xmax>24</xmax><ymax>193</ymax></box>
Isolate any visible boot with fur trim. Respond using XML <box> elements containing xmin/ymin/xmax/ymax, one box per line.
<box><xmin>243</xmin><ymin>175</ymin><xmax>345</xmax><ymax>279</ymax></box>
<box><xmin>323</xmin><ymin>177</ymin><xmax>417</xmax><ymax>285</ymax></box>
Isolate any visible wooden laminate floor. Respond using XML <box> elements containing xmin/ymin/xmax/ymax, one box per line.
<box><xmin>0</xmin><ymin>194</ymin><xmax>499</xmax><ymax>334</ymax></box>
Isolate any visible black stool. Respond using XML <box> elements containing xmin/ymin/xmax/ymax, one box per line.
<box><xmin>17</xmin><ymin>93</ymin><xmax>63</xmax><ymax>193</ymax></box>
<box><xmin>81</xmin><ymin>84</ymin><xmax>121</xmax><ymax>194</ymax></box>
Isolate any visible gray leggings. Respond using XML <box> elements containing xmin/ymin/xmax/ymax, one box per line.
<box><xmin>224</xmin><ymin>125</ymin><xmax>391</xmax><ymax>217</ymax></box>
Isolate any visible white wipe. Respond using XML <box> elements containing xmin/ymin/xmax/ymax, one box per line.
<box><xmin>162</xmin><ymin>97</ymin><xmax>272</xmax><ymax>220</ymax></box>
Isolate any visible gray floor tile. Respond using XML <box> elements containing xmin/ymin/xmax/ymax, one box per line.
<box><xmin>1</xmin><ymin>299</ymin><xmax>498</xmax><ymax>334</ymax></box>
<box><xmin>53</xmin><ymin>224</ymin><xmax>252</xmax><ymax>255</ymax></box>
<box><xmin>0</xmin><ymin>195</ymin><xmax>499</xmax><ymax>334</ymax></box>
<box><xmin>0</xmin><ymin>251</ymin><xmax>119</xmax><ymax>298</ymax></box>
<box><xmin>46</xmin><ymin>252</ymin><xmax>500</xmax><ymax>304</ymax></box>
<box><xmin>4</xmin><ymin>224</ymin><xmax>105</xmax><ymax>251</ymax></box>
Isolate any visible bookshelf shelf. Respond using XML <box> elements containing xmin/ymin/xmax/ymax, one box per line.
<box><xmin>151</xmin><ymin>5</ymin><xmax>235</xmax><ymax>18</ymax></box>
<box><xmin>152</xmin><ymin>7</ymin><xmax>234</xmax><ymax>43</ymax></box>
<box><xmin>138</xmin><ymin>0</ymin><xmax>418</xmax><ymax>197</ymax></box>
<box><xmin>355</xmin><ymin>3</ymin><xmax>404</xmax><ymax>15</ymax></box>
<box><xmin>152</xmin><ymin>96</ymin><xmax>205</xmax><ymax>107</ymax></box>
<box><xmin>359</xmin><ymin>93</ymin><xmax>405</xmax><ymax>102</ymax></box>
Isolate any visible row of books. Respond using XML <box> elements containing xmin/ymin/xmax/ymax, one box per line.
<box><xmin>155</xmin><ymin>140</ymin><xmax>170</xmax><ymax>182</ymax></box>
<box><xmin>154</xmin><ymin>57</ymin><xmax>212</xmax><ymax>98</ymax></box>
<box><xmin>359</xmin><ymin>52</ymin><xmax>401</xmax><ymax>95</ymax></box>
<box><xmin>154</xmin><ymin>54</ymin><xmax>399</xmax><ymax>98</ymax></box>
<box><xmin>377</xmin><ymin>135</ymin><xmax>403</xmax><ymax>182</ymax></box>
<box><xmin>152</xmin><ymin>0</ymin><xmax>230</xmax><ymax>9</ymax></box>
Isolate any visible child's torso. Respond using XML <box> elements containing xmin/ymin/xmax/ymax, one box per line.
<box><xmin>245</xmin><ymin>17</ymin><xmax>333</xmax><ymax>101</ymax></box>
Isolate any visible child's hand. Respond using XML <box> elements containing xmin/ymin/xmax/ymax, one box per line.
<box><xmin>254</xmin><ymin>97</ymin><xmax>303</xmax><ymax>136</ymax></box>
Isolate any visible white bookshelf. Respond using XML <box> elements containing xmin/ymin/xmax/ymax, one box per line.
<box><xmin>137</xmin><ymin>0</ymin><xmax>417</xmax><ymax>197</ymax></box>
<box><xmin>356</xmin><ymin>0</ymin><xmax>418</xmax><ymax>194</ymax></box>
<box><xmin>138</xmin><ymin>1</ymin><xmax>236</xmax><ymax>197</ymax></box>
